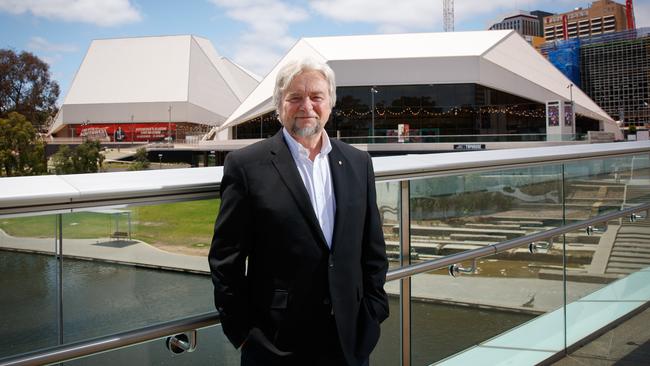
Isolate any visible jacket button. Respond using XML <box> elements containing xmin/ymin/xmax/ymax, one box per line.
<box><xmin>328</xmin><ymin>258</ymin><xmax>334</xmax><ymax>268</ymax></box>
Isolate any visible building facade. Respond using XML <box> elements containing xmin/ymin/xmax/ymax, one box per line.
<box><xmin>542</xmin><ymin>28</ymin><xmax>650</xmax><ymax>127</ymax></box>
<box><xmin>543</xmin><ymin>0</ymin><xmax>633</xmax><ymax>42</ymax></box>
<box><xmin>214</xmin><ymin>31</ymin><xmax>620</xmax><ymax>143</ymax></box>
<box><xmin>49</xmin><ymin>35</ymin><xmax>259</xmax><ymax>142</ymax></box>
<box><xmin>489</xmin><ymin>11</ymin><xmax>543</xmax><ymax>37</ymax></box>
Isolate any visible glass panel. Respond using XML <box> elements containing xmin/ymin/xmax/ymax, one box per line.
<box><xmin>0</xmin><ymin>214</ymin><xmax>59</xmax><ymax>358</ymax></box>
<box><xmin>408</xmin><ymin>165</ymin><xmax>564</xmax><ymax>263</ymax></box>
<box><xmin>370</xmin><ymin>290</ymin><xmax>400</xmax><ymax>366</ymax></box>
<box><xmin>376</xmin><ymin>180</ymin><xmax>401</xmax><ymax>270</ymax></box>
<box><xmin>410</xmin><ymin>245</ymin><xmax>562</xmax><ymax>365</ymax></box>
<box><xmin>563</xmin><ymin>154</ymin><xmax>650</xmax><ymax>309</ymax></box>
<box><xmin>563</xmin><ymin>153</ymin><xmax>650</xmax><ymax>354</ymax></box>
<box><xmin>62</xmin><ymin>324</ymin><xmax>240</xmax><ymax>365</ymax></box>
<box><xmin>0</xmin><ymin>212</ymin><xmax>58</xmax><ymax>254</ymax></box>
<box><xmin>60</xmin><ymin>199</ymin><xmax>219</xmax><ymax>342</ymax></box>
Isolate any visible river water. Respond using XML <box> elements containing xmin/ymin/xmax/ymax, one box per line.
<box><xmin>0</xmin><ymin>251</ymin><xmax>534</xmax><ymax>365</ymax></box>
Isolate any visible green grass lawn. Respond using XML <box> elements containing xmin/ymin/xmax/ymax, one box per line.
<box><xmin>0</xmin><ymin>199</ymin><xmax>220</xmax><ymax>248</ymax></box>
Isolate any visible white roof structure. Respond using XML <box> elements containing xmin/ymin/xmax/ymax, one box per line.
<box><xmin>213</xmin><ymin>30</ymin><xmax>617</xmax><ymax>138</ymax></box>
<box><xmin>50</xmin><ymin>35</ymin><xmax>259</xmax><ymax>134</ymax></box>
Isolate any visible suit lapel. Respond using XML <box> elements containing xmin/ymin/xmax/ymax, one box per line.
<box><xmin>269</xmin><ymin>132</ymin><xmax>329</xmax><ymax>251</ymax></box>
<box><xmin>328</xmin><ymin>140</ymin><xmax>349</xmax><ymax>254</ymax></box>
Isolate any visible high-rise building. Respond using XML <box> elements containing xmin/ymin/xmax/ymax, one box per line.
<box><xmin>580</xmin><ymin>29</ymin><xmax>650</xmax><ymax>126</ymax></box>
<box><xmin>543</xmin><ymin>0</ymin><xmax>633</xmax><ymax>42</ymax></box>
<box><xmin>541</xmin><ymin>28</ymin><xmax>650</xmax><ymax>127</ymax></box>
<box><xmin>489</xmin><ymin>11</ymin><xmax>544</xmax><ymax>37</ymax></box>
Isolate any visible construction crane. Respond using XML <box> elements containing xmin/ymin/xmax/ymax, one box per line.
<box><xmin>443</xmin><ymin>0</ymin><xmax>454</xmax><ymax>32</ymax></box>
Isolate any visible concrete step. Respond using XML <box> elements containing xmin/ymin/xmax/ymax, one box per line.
<box><xmin>606</xmin><ymin>262</ymin><xmax>648</xmax><ymax>269</ymax></box>
<box><xmin>605</xmin><ymin>267</ymin><xmax>637</xmax><ymax>275</ymax></box>
<box><xmin>612</xmin><ymin>247</ymin><xmax>650</xmax><ymax>254</ymax></box>
<box><xmin>614</xmin><ymin>242</ymin><xmax>650</xmax><ymax>248</ymax></box>
<box><xmin>608</xmin><ymin>256</ymin><xmax>650</xmax><ymax>264</ymax></box>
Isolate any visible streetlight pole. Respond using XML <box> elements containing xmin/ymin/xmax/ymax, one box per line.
<box><xmin>167</xmin><ymin>105</ymin><xmax>172</xmax><ymax>143</ymax></box>
<box><xmin>566</xmin><ymin>83</ymin><xmax>574</xmax><ymax>141</ymax></box>
<box><xmin>370</xmin><ymin>86</ymin><xmax>378</xmax><ymax>140</ymax></box>
<box><xmin>158</xmin><ymin>153</ymin><xmax>163</xmax><ymax>169</ymax></box>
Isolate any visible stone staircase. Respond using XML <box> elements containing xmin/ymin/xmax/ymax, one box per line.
<box><xmin>606</xmin><ymin>219</ymin><xmax>650</xmax><ymax>275</ymax></box>
<box><xmin>605</xmin><ymin>184</ymin><xmax>650</xmax><ymax>275</ymax></box>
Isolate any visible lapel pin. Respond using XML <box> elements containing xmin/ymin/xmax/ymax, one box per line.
<box><xmin>338</xmin><ymin>160</ymin><xmax>343</xmax><ymax>166</ymax></box>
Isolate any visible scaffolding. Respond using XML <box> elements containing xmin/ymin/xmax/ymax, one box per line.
<box><xmin>541</xmin><ymin>28</ymin><xmax>650</xmax><ymax>126</ymax></box>
<box><xmin>547</xmin><ymin>38</ymin><xmax>581</xmax><ymax>86</ymax></box>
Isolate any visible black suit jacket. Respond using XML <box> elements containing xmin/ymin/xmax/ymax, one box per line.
<box><xmin>209</xmin><ymin>131</ymin><xmax>389</xmax><ymax>365</ymax></box>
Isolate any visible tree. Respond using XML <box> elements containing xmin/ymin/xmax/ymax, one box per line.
<box><xmin>52</xmin><ymin>140</ymin><xmax>105</xmax><ymax>174</ymax></box>
<box><xmin>0</xmin><ymin>49</ymin><xmax>60</xmax><ymax>130</ymax></box>
<box><xmin>128</xmin><ymin>147</ymin><xmax>150</xmax><ymax>171</ymax></box>
<box><xmin>0</xmin><ymin>112</ymin><xmax>47</xmax><ymax>176</ymax></box>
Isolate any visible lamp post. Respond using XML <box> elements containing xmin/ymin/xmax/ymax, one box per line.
<box><xmin>370</xmin><ymin>86</ymin><xmax>379</xmax><ymax>140</ymax></box>
<box><xmin>158</xmin><ymin>153</ymin><xmax>162</xmax><ymax>169</ymax></box>
<box><xmin>564</xmin><ymin>83</ymin><xmax>576</xmax><ymax>131</ymax></box>
<box><xmin>167</xmin><ymin>105</ymin><xmax>172</xmax><ymax>143</ymax></box>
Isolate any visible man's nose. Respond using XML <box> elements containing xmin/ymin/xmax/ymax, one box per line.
<box><xmin>299</xmin><ymin>97</ymin><xmax>313</xmax><ymax>112</ymax></box>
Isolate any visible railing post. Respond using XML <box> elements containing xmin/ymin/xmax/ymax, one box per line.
<box><xmin>399</xmin><ymin>180</ymin><xmax>411</xmax><ymax>366</ymax></box>
<box><xmin>56</xmin><ymin>213</ymin><xmax>64</xmax><ymax>345</ymax></box>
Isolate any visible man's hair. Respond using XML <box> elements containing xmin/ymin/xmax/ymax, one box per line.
<box><xmin>272</xmin><ymin>58</ymin><xmax>337</xmax><ymax>112</ymax></box>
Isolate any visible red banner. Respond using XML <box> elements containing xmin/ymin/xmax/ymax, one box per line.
<box><xmin>73</xmin><ymin>123</ymin><xmax>176</xmax><ymax>142</ymax></box>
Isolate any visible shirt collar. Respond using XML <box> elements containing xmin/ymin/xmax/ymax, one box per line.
<box><xmin>282</xmin><ymin>128</ymin><xmax>332</xmax><ymax>160</ymax></box>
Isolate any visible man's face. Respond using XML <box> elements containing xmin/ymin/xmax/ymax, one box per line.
<box><xmin>279</xmin><ymin>70</ymin><xmax>332</xmax><ymax>138</ymax></box>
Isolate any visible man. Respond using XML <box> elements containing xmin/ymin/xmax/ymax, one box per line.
<box><xmin>209</xmin><ymin>58</ymin><xmax>389</xmax><ymax>366</ymax></box>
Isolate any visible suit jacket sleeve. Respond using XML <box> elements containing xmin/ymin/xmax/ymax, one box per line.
<box><xmin>362</xmin><ymin>153</ymin><xmax>390</xmax><ymax>323</ymax></box>
<box><xmin>208</xmin><ymin>152</ymin><xmax>251</xmax><ymax>347</ymax></box>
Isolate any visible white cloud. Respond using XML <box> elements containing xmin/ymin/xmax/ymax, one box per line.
<box><xmin>309</xmin><ymin>0</ymin><xmax>585</xmax><ymax>32</ymax></box>
<box><xmin>209</xmin><ymin>0</ymin><xmax>309</xmax><ymax>75</ymax></box>
<box><xmin>41</xmin><ymin>54</ymin><xmax>63</xmax><ymax>66</ymax></box>
<box><xmin>310</xmin><ymin>0</ymin><xmax>441</xmax><ymax>31</ymax></box>
<box><xmin>28</xmin><ymin>37</ymin><xmax>78</xmax><ymax>53</ymax></box>
<box><xmin>0</xmin><ymin>0</ymin><xmax>141</xmax><ymax>27</ymax></box>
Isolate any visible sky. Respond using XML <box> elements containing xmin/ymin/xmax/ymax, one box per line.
<box><xmin>0</xmin><ymin>0</ymin><xmax>648</xmax><ymax>105</ymax></box>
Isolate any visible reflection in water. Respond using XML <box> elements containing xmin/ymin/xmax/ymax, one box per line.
<box><xmin>1</xmin><ymin>251</ymin><xmax>535</xmax><ymax>365</ymax></box>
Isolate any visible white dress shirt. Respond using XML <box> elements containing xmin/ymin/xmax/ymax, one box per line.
<box><xmin>282</xmin><ymin>128</ymin><xmax>336</xmax><ymax>249</ymax></box>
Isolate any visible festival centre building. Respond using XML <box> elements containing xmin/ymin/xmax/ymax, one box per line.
<box><xmin>49</xmin><ymin>35</ymin><xmax>259</xmax><ymax>142</ymax></box>
<box><xmin>209</xmin><ymin>30</ymin><xmax>621</xmax><ymax>142</ymax></box>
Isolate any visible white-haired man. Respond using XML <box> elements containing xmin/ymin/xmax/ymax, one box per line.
<box><xmin>209</xmin><ymin>58</ymin><xmax>389</xmax><ymax>366</ymax></box>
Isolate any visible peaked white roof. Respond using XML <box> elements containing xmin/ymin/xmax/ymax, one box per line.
<box><xmin>215</xmin><ymin>30</ymin><xmax>614</xmax><ymax>135</ymax></box>
<box><xmin>50</xmin><ymin>35</ymin><xmax>259</xmax><ymax>134</ymax></box>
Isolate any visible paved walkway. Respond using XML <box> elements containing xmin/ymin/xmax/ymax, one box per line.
<box><xmin>385</xmin><ymin>274</ymin><xmax>602</xmax><ymax>313</ymax></box>
<box><xmin>0</xmin><ymin>230</ymin><xmax>209</xmax><ymax>273</ymax></box>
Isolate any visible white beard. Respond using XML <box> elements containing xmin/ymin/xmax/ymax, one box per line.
<box><xmin>291</xmin><ymin>121</ymin><xmax>322</xmax><ymax>137</ymax></box>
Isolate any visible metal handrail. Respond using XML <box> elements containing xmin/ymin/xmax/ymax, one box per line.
<box><xmin>0</xmin><ymin>312</ymin><xmax>219</xmax><ymax>366</ymax></box>
<box><xmin>2</xmin><ymin>202</ymin><xmax>648</xmax><ymax>366</ymax></box>
<box><xmin>2</xmin><ymin>141</ymin><xmax>650</xmax><ymax>217</ymax></box>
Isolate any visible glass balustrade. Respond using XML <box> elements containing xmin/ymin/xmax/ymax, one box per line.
<box><xmin>2</xmin><ymin>146</ymin><xmax>650</xmax><ymax>366</ymax></box>
<box><xmin>407</xmin><ymin>164</ymin><xmax>564</xmax><ymax>261</ymax></box>
<box><xmin>0</xmin><ymin>214</ymin><xmax>59</xmax><ymax>358</ymax></box>
<box><xmin>410</xmin><ymin>244</ymin><xmax>564</xmax><ymax>365</ymax></box>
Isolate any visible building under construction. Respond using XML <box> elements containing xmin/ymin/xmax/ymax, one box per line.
<box><xmin>541</xmin><ymin>28</ymin><xmax>650</xmax><ymax>127</ymax></box>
